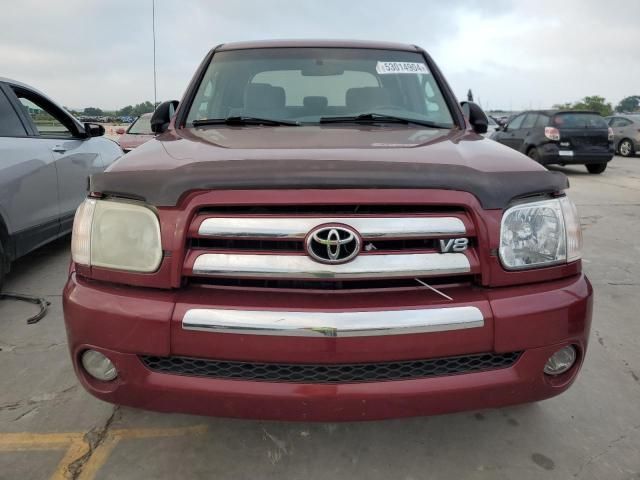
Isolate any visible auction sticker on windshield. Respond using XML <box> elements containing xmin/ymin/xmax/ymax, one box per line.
<box><xmin>376</xmin><ymin>61</ymin><xmax>429</xmax><ymax>74</ymax></box>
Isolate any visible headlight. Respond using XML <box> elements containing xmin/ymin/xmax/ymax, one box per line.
<box><xmin>71</xmin><ymin>198</ymin><xmax>162</xmax><ymax>273</ymax></box>
<box><xmin>499</xmin><ymin>196</ymin><xmax>582</xmax><ymax>270</ymax></box>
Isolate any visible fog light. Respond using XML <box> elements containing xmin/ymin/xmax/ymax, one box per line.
<box><xmin>81</xmin><ymin>350</ymin><xmax>117</xmax><ymax>381</ymax></box>
<box><xmin>544</xmin><ymin>346</ymin><xmax>577</xmax><ymax>376</ymax></box>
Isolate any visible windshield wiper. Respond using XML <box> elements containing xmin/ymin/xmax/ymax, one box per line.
<box><xmin>192</xmin><ymin>116</ymin><xmax>299</xmax><ymax>127</ymax></box>
<box><xmin>320</xmin><ymin>113</ymin><xmax>449</xmax><ymax>128</ymax></box>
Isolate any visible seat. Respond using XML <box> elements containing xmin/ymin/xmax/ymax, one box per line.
<box><xmin>345</xmin><ymin>87</ymin><xmax>392</xmax><ymax>113</ymax></box>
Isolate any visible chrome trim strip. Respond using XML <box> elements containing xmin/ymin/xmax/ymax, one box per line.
<box><xmin>182</xmin><ymin>306</ymin><xmax>484</xmax><ymax>337</ymax></box>
<box><xmin>198</xmin><ymin>217</ymin><xmax>466</xmax><ymax>239</ymax></box>
<box><xmin>191</xmin><ymin>253</ymin><xmax>470</xmax><ymax>279</ymax></box>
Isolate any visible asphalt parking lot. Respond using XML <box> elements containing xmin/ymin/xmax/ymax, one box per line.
<box><xmin>1</xmin><ymin>156</ymin><xmax>639</xmax><ymax>480</ymax></box>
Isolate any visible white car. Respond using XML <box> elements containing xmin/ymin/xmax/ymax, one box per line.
<box><xmin>0</xmin><ymin>77</ymin><xmax>123</xmax><ymax>287</ymax></box>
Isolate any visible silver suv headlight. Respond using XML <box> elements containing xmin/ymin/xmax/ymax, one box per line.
<box><xmin>499</xmin><ymin>196</ymin><xmax>582</xmax><ymax>270</ymax></box>
<box><xmin>71</xmin><ymin>198</ymin><xmax>163</xmax><ymax>273</ymax></box>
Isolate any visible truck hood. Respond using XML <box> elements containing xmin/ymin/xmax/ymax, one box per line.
<box><xmin>93</xmin><ymin>125</ymin><xmax>568</xmax><ymax>209</ymax></box>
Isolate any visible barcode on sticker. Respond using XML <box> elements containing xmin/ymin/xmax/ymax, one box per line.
<box><xmin>376</xmin><ymin>62</ymin><xmax>430</xmax><ymax>74</ymax></box>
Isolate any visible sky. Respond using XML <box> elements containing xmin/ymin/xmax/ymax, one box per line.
<box><xmin>1</xmin><ymin>0</ymin><xmax>638</xmax><ymax>111</ymax></box>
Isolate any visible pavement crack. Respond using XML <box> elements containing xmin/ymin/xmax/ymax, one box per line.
<box><xmin>0</xmin><ymin>341</ymin><xmax>67</xmax><ymax>354</ymax></box>
<box><xmin>13</xmin><ymin>406</ymin><xmax>38</xmax><ymax>421</ymax></box>
<box><xmin>0</xmin><ymin>401</ymin><xmax>22</xmax><ymax>411</ymax></box>
<box><xmin>0</xmin><ymin>385</ymin><xmax>78</xmax><ymax>414</ymax></box>
<box><xmin>572</xmin><ymin>426</ymin><xmax>640</xmax><ymax>478</ymax></box>
<box><xmin>68</xmin><ymin>405</ymin><xmax>120</xmax><ymax>480</ymax></box>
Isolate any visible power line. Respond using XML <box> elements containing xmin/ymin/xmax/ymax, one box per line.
<box><xmin>152</xmin><ymin>0</ymin><xmax>157</xmax><ymax>107</ymax></box>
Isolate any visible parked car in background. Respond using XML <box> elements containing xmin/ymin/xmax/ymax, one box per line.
<box><xmin>116</xmin><ymin>113</ymin><xmax>155</xmax><ymax>152</ymax></box>
<box><xmin>0</xmin><ymin>77</ymin><xmax>122</xmax><ymax>287</ymax></box>
<box><xmin>64</xmin><ymin>40</ymin><xmax>591</xmax><ymax>421</ymax></box>
<box><xmin>492</xmin><ymin>115</ymin><xmax>510</xmax><ymax>126</ymax></box>
<box><xmin>606</xmin><ymin>114</ymin><xmax>640</xmax><ymax>157</ymax></box>
<box><xmin>492</xmin><ymin>110</ymin><xmax>614</xmax><ymax>174</ymax></box>
<box><xmin>482</xmin><ymin>115</ymin><xmax>499</xmax><ymax>138</ymax></box>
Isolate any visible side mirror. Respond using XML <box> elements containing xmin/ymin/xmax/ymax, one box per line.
<box><xmin>460</xmin><ymin>101</ymin><xmax>488</xmax><ymax>134</ymax></box>
<box><xmin>151</xmin><ymin>100</ymin><xmax>179</xmax><ymax>134</ymax></box>
<box><xmin>84</xmin><ymin>123</ymin><xmax>105</xmax><ymax>137</ymax></box>
<box><xmin>116</xmin><ymin>127</ymin><xmax>126</xmax><ymax>135</ymax></box>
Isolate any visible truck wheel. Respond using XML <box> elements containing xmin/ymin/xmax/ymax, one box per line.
<box><xmin>618</xmin><ymin>139</ymin><xmax>634</xmax><ymax>157</ymax></box>
<box><xmin>527</xmin><ymin>148</ymin><xmax>540</xmax><ymax>163</ymax></box>
<box><xmin>586</xmin><ymin>163</ymin><xmax>607</xmax><ymax>174</ymax></box>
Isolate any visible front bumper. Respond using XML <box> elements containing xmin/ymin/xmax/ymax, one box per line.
<box><xmin>63</xmin><ymin>273</ymin><xmax>593</xmax><ymax>421</ymax></box>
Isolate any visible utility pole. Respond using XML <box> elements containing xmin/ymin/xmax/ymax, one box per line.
<box><xmin>152</xmin><ymin>0</ymin><xmax>157</xmax><ymax>108</ymax></box>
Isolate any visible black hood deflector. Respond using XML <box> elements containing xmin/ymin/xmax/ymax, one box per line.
<box><xmin>90</xmin><ymin>160</ymin><xmax>569</xmax><ymax>209</ymax></box>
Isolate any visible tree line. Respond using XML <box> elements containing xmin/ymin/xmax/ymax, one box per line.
<box><xmin>69</xmin><ymin>101</ymin><xmax>159</xmax><ymax>118</ymax></box>
<box><xmin>553</xmin><ymin>95</ymin><xmax>640</xmax><ymax>117</ymax></box>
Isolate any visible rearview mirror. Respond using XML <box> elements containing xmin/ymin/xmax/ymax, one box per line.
<box><xmin>84</xmin><ymin>123</ymin><xmax>105</xmax><ymax>138</ymax></box>
<box><xmin>460</xmin><ymin>101</ymin><xmax>488</xmax><ymax>134</ymax></box>
<box><xmin>301</xmin><ymin>62</ymin><xmax>345</xmax><ymax>76</ymax></box>
<box><xmin>116</xmin><ymin>127</ymin><xmax>126</xmax><ymax>135</ymax></box>
<box><xmin>151</xmin><ymin>100</ymin><xmax>179</xmax><ymax>134</ymax></box>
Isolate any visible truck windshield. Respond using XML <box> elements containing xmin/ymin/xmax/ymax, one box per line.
<box><xmin>186</xmin><ymin>48</ymin><xmax>455</xmax><ymax>128</ymax></box>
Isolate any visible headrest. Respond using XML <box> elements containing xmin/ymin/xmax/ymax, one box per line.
<box><xmin>303</xmin><ymin>96</ymin><xmax>328</xmax><ymax>110</ymax></box>
<box><xmin>244</xmin><ymin>83</ymin><xmax>285</xmax><ymax>111</ymax></box>
<box><xmin>346</xmin><ymin>87</ymin><xmax>391</xmax><ymax>112</ymax></box>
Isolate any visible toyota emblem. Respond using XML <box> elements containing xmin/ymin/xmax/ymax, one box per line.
<box><xmin>305</xmin><ymin>224</ymin><xmax>361</xmax><ymax>264</ymax></box>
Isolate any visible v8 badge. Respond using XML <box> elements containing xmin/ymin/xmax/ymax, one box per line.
<box><xmin>439</xmin><ymin>238</ymin><xmax>469</xmax><ymax>253</ymax></box>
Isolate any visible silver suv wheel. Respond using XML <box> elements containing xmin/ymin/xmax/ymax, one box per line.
<box><xmin>619</xmin><ymin>139</ymin><xmax>634</xmax><ymax>157</ymax></box>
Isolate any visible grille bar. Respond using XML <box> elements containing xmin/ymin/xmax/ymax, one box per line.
<box><xmin>190</xmin><ymin>252</ymin><xmax>471</xmax><ymax>279</ymax></box>
<box><xmin>196</xmin><ymin>216</ymin><xmax>467</xmax><ymax>239</ymax></box>
<box><xmin>182</xmin><ymin>306</ymin><xmax>484</xmax><ymax>337</ymax></box>
<box><xmin>140</xmin><ymin>352</ymin><xmax>522</xmax><ymax>384</ymax></box>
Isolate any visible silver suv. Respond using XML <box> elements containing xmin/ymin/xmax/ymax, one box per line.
<box><xmin>606</xmin><ymin>114</ymin><xmax>640</xmax><ymax>157</ymax></box>
<box><xmin>0</xmin><ymin>78</ymin><xmax>122</xmax><ymax>287</ymax></box>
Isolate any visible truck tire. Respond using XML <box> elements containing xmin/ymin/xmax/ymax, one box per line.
<box><xmin>586</xmin><ymin>163</ymin><xmax>607</xmax><ymax>174</ymax></box>
<box><xmin>618</xmin><ymin>139</ymin><xmax>634</xmax><ymax>157</ymax></box>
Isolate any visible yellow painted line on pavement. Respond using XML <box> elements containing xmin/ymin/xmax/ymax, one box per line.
<box><xmin>0</xmin><ymin>425</ymin><xmax>208</xmax><ymax>480</ymax></box>
<box><xmin>76</xmin><ymin>425</ymin><xmax>208</xmax><ymax>480</ymax></box>
<box><xmin>51</xmin><ymin>439</ymin><xmax>90</xmax><ymax>480</ymax></box>
<box><xmin>0</xmin><ymin>432</ymin><xmax>83</xmax><ymax>451</ymax></box>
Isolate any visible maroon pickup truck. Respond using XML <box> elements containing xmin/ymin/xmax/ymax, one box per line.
<box><xmin>63</xmin><ymin>40</ymin><xmax>592</xmax><ymax>421</ymax></box>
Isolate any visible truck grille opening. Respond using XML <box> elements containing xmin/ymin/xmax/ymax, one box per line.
<box><xmin>189</xmin><ymin>237</ymin><xmax>454</xmax><ymax>252</ymax></box>
<box><xmin>140</xmin><ymin>352</ymin><xmax>521</xmax><ymax>384</ymax></box>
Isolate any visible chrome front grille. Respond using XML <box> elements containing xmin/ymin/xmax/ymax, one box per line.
<box><xmin>184</xmin><ymin>207</ymin><xmax>477</xmax><ymax>288</ymax></box>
